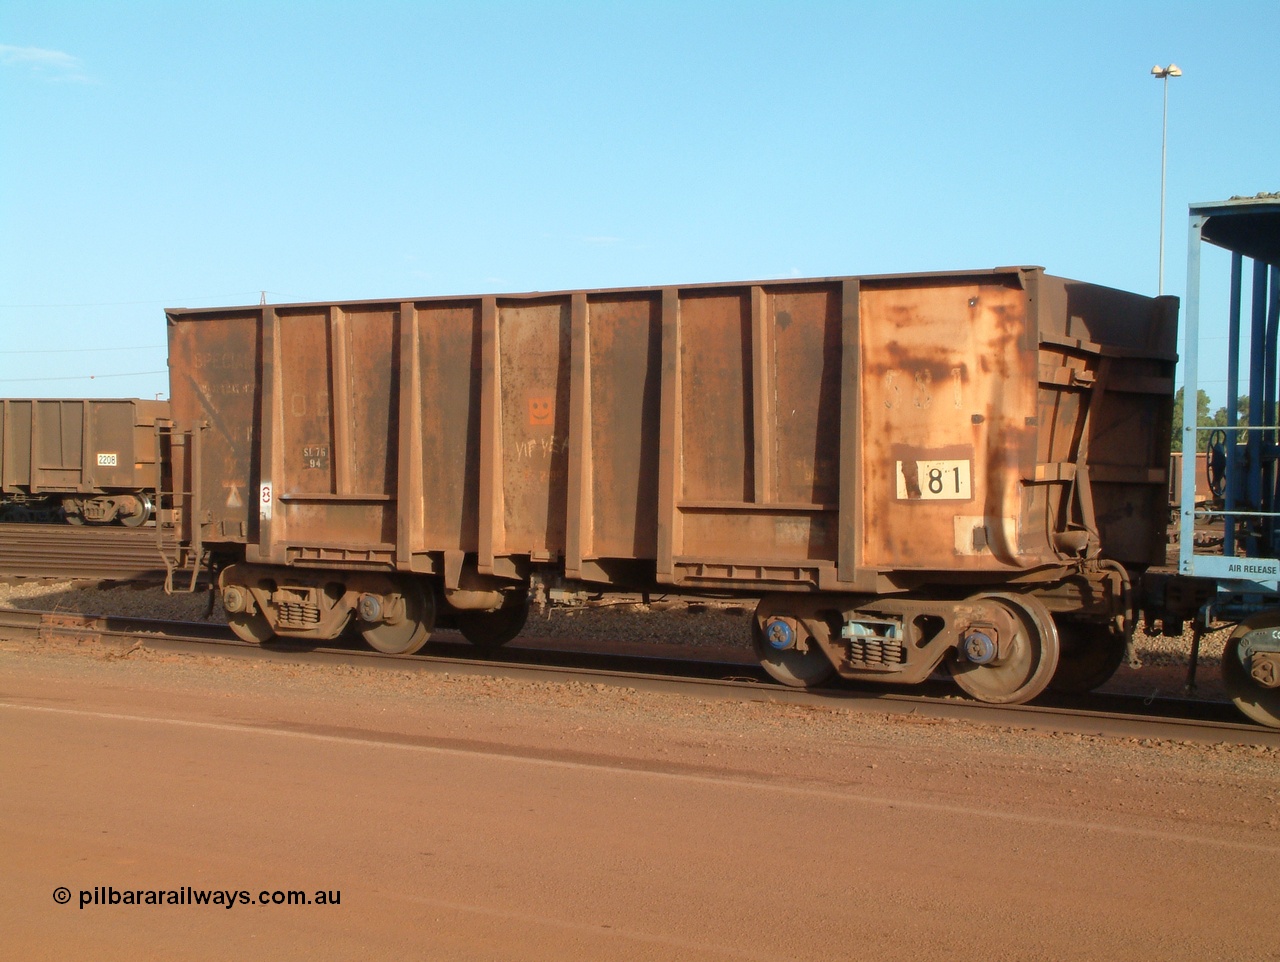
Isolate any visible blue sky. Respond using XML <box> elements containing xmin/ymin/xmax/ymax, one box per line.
<box><xmin>1</xmin><ymin>1</ymin><xmax>1276</xmax><ymax>403</ymax></box>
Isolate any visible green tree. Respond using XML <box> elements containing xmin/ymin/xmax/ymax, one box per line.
<box><xmin>1188</xmin><ymin>395</ymin><xmax>1258</xmax><ymax>454</ymax></box>
<box><xmin>1210</xmin><ymin>396</ymin><xmax>1252</xmax><ymax>431</ymax></box>
<box><xmin>1170</xmin><ymin>387</ymin><xmax>1214</xmax><ymax>453</ymax></box>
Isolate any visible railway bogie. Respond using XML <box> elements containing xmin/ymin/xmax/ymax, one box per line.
<box><xmin>751</xmin><ymin>589</ymin><xmax>1063</xmax><ymax>703</ymax></box>
<box><xmin>62</xmin><ymin>490</ymin><xmax>155</xmax><ymax>526</ymax></box>
<box><xmin>218</xmin><ymin>563</ymin><xmax>438</xmax><ymax>652</ymax></box>
<box><xmin>215</xmin><ymin>560</ymin><xmax>531</xmax><ymax>656</ymax></box>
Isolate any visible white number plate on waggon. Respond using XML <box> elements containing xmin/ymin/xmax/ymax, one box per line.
<box><xmin>896</xmin><ymin>459</ymin><xmax>972</xmax><ymax>500</ymax></box>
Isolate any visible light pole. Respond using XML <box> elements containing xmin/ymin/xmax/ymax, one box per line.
<box><xmin>1152</xmin><ymin>63</ymin><xmax>1182</xmax><ymax>295</ymax></box>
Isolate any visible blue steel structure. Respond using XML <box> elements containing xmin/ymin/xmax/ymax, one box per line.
<box><xmin>1178</xmin><ymin>193</ymin><xmax>1280</xmax><ymax>725</ymax></box>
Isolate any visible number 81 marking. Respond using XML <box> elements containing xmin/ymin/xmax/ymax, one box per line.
<box><xmin>896</xmin><ymin>459</ymin><xmax>972</xmax><ymax>501</ymax></box>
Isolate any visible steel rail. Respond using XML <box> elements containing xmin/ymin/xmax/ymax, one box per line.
<box><xmin>2</xmin><ymin>608</ymin><xmax>1276</xmax><ymax>748</ymax></box>
<box><xmin>0</xmin><ymin>522</ymin><xmax>187</xmax><ymax>583</ymax></box>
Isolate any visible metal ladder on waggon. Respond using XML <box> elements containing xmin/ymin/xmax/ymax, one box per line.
<box><xmin>153</xmin><ymin>420</ymin><xmax>208</xmax><ymax>593</ymax></box>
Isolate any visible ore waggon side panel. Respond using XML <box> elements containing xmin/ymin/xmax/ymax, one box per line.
<box><xmin>1036</xmin><ymin>275</ymin><xmax>1179</xmax><ymax>567</ymax></box>
<box><xmin>859</xmin><ymin>276</ymin><xmax>1042</xmax><ymax>572</ymax></box>
<box><xmin>169</xmin><ymin>268</ymin><xmax>1173</xmax><ymax>584</ymax></box>
<box><xmin>168</xmin><ymin>314</ymin><xmax>261</xmax><ymax>543</ymax></box>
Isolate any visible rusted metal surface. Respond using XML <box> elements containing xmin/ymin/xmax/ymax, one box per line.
<box><xmin>166</xmin><ymin>267</ymin><xmax>1176</xmax><ymax>596</ymax></box>
<box><xmin>1036</xmin><ymin>277</ymin><xmax>1179</xmax><ymax>567</ymax></box>
<box><xmin>580</xmin><ymin>293</ymin><xmax>661</xmax><ymax>564</ymax></box>
<box><xmin>496</xmin><ymin>298</ymin><xmax>571</xmax><ymax>560</ymax></box>
<box><xmin>860</xmin><ymin>278</ymin><xmax>1034</xmax><ymax>571</ymax></box>
<box><xmin>415</xmin><ymin>300</ymin><xmax>482</xmax><ymax>554</ymax></box>
<box><xmin>1168</xmin><ymin>452</ymin><xmax>1210</xmax><ymax>506</ymax></box>
<box><xmin>167</xmin><ymin>312</ymin><xmax>260</xmax><ymax>543</ymax></box>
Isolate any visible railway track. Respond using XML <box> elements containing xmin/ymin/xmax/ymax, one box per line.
<box><xmin>3</xmin><ymin>607</ymin><xmax>1276</xmax><ymax>748</ymax></box>
<box><xmin>0</xmin><ymin>522</ymin><xmax>188</xmax><ymax>583</ymax></box>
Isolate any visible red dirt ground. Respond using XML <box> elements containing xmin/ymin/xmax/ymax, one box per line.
<box><xmin>1</xmin><ymin>634</ymin><xmax>1277</xmax><ymax>961</ymax></box>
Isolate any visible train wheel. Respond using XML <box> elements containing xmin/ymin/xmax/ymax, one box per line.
<box><xmin>751</xmin><ymin>602</ymin><xmax>836</xmax><ymax>688</ymax></box>
<box><xmin>229</xmin><ymin>610</ymin><xmax>275</xmax><ymax>644</ymax></box>
<box><xmin>60</xmin><ymin>497</ymin><xmax>85</xmax><ymax>525</ymax></box>
<box><xmin>457</xmin><ymin>595</ymin><xmax>530</xmax><ymax>650</ymax></box>
<box><xmin>361</xmin><ymin>579</ymin><xmax>434</xmax><ymax>655</ymax></box>
<box><xmin>1222</xmin><ymin>617</ymin><xmax>1280</xmax><ymax>727</ymax></box>
<box><xmin>948</xmin><ymin>593</ymin><xmax>1059</xmax><ymax>705</ymax></box>
<box><xmin>1048</xmin><ymin>618</ymin><xmax>1127</xmax><ymax>694</ymax></box>
<box><xmin>119</xmin><ymin>493</ymin><xmax>153</xmax><ymax>528</ymax></box>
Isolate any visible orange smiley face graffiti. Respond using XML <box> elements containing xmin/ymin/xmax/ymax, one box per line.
<box><xmin>528</xmin><ymin>395</ymin><xmax>554</xmax><ymax>427</ymax></box>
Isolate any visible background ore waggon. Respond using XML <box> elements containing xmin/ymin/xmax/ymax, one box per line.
<box><xmin>0</xmin><ymin>398</ymin><xmax>167</xmax><ymax>525</ymax></box>
<box><xmin>167</xmin><ymin>267</ymin><xmax>1177</xmax><ymax>702</ymax></box>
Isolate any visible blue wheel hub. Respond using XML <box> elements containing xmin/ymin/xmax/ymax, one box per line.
<box><xmin>960</xmin><ymin>629</ymin><xmax>998</xmax><ymax>664</ymax></box>
<box><xmin>764</xmin><ymin>618</ymin><xmax>795</xmax><ymax>651</ymax></box>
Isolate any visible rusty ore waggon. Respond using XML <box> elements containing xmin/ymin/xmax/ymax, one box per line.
<box><xmin>0</xmin><ymin>398</ymin><xmax>167</xmax><ymax>525</ymax></box>
<box><xmin>165</xmin><ymin>267</ymin><xmax>1177</xmax><ymax>705</ymax></box>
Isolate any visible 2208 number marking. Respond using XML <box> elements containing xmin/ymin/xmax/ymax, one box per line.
<box><xmin>896</xmin><ymin>459</ymin><xmax>972</xmax><ymax>500</ymax></box>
